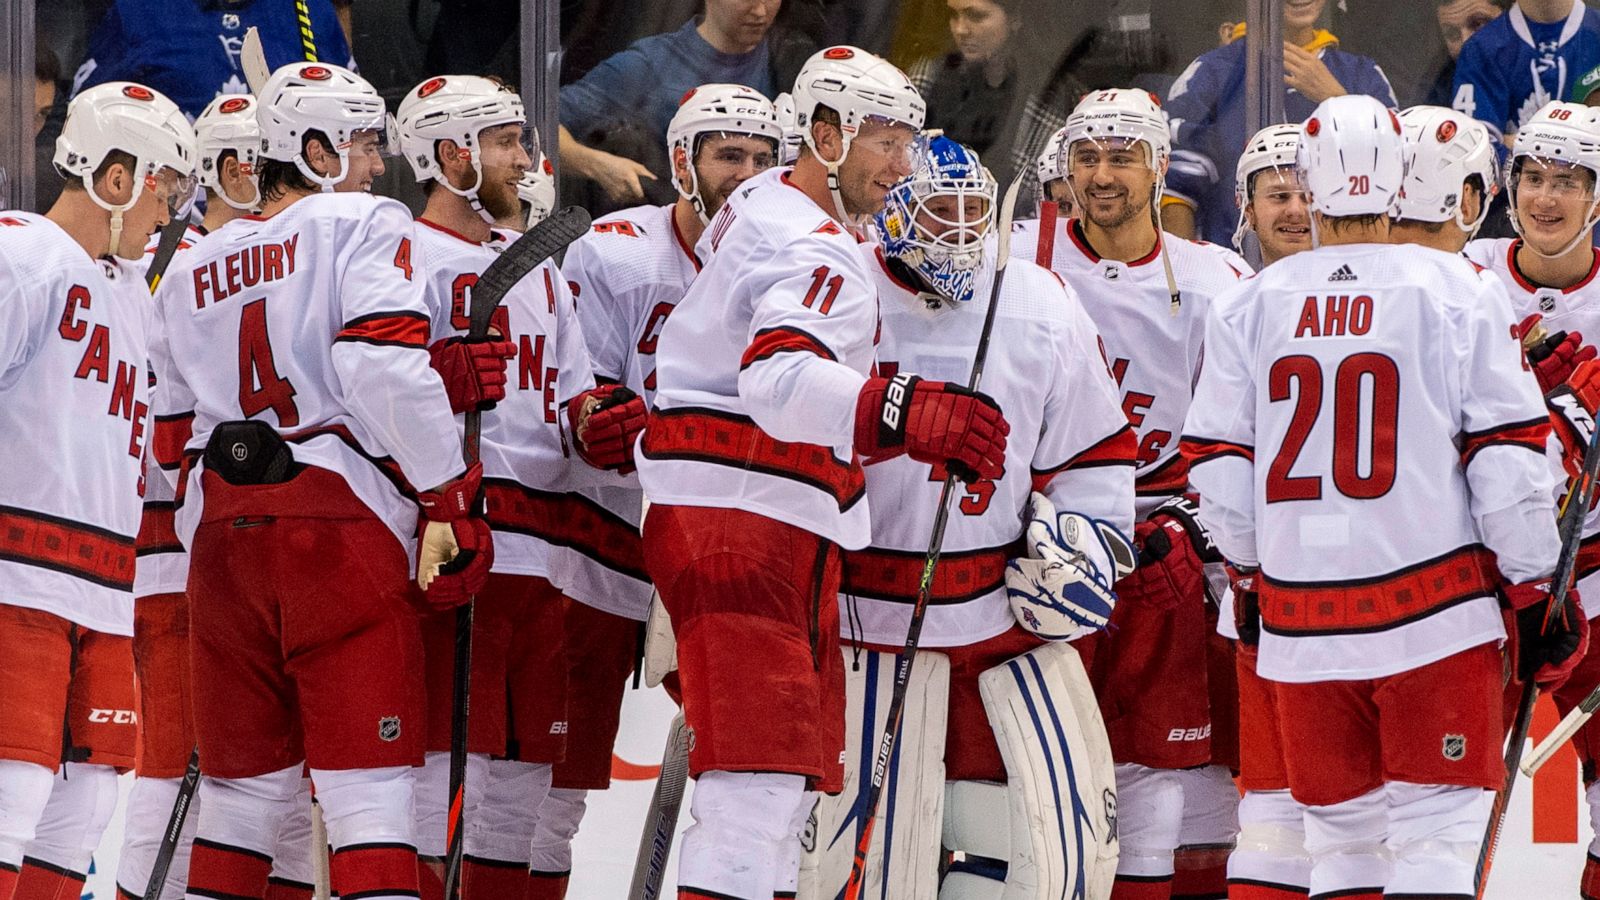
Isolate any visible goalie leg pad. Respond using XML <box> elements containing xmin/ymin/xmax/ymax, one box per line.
<box><xmin>944</xmin><ymin>640</ymin><xmax>1117</xmax><ymax>900</ymax></box>
<box><xmin>798</xmin><ymin>647</ymin><xmax>949</xmax><ymax>900</ymax></box>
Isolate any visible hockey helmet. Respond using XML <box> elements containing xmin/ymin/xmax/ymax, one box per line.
<box><xmin>1036</xmin><ymin>124</ymin><xmax>1070</xmax><ymax>190</ymax></box>
<box><xmin>1507</xmin><ymin>101</ymin><xmax>1600</xmax><ymax>256</ymax></box>
<box><xmin>666</xmin><ymin>84</ymin><xmax>781</xmax><ymax>224</ymax></box>
<box><xmin>1062</xmin><ymin>89</ymin><xmax>1170</xmax><ymax>172</ymax></box>
<box><xmin>773</xmin><ymin>91</ymin><xmax>804</xmax><ymax>166</ymax></box>
<box><xmin>1232</xmin><ymin>122</ymin><xmax>1302</xmax><ymax>251</ymax></box>
<box><xmin>517</xmin><ymin>153</ymin><xmax>557</xmax><ymax>229</ymax></box>
<box><xmin>876</xmin><ymin>135</ymin><xmax>996</xmax><ymax>304</ymax></box>
<box><xmin>256</xmin><ymin>62</ymin><xmax>387</xmax><ymax>191</ymax></box>
<box><xmin>791</xmin><ymin>46</ymin><xmax>925</xmax><ymax>221</ymax></box>
<box><xmin>1296</xmin><ymin>94</ymin><xmax>1405</xmax><ymax>218</ymax></box>
<box><xmin>195</xmin><ymin>93</ymin><xmax>262</xmax><ymax>211</ymax></box>
<box><xmin>1395</xmin><ymin>105</ymin><xmax>1497</xmax><ymax>233</ymax></box>
<box><xmin>396</xmin><ymin>75</ymin><xmax>529</xmax><ymax>222</ymax></box>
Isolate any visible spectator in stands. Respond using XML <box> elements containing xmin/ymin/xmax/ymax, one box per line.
<box><xmin>1424</xmin><ymin>0</ymin><xmax>1507</xmax><ymax>106</ymax></box>
<box><xmin>1451</xmin><ymin>0</ymin><xmax>1600</xmax><ymax>145</ymax></box>
<box><xmin>35</xmin><ymin>46</ymin><xmax>59</xmax><ymax>136</ymax></box>
<box><xmin>1162</xmin><ymin>0</ymin><xmax>1396</xmax><ymax>244</ymax></box>
<box><xmin>906</xmin><ymin>0</ymin><xmax>1084</xmax><ymax>191</ymax></box>
<box><xmin>559</xmin><ymin>0</ymin><xmax>813</xmax><ymax>205</ymax></box>
<box><xmin>72</xmin><ymin>0</ymin><xmax>353</xmax><ymax>120</ymax></box>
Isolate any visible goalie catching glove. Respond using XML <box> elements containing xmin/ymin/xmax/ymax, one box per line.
<box><xmin>569</xmin><ymin>383</ymin><xmax>648</xmax><ymax>473</ymax></box>
<box><xmin>427</xmin><ymin>336</ymin><xmax>516</xmax><ymax>413</ymax></box>
<box><xmin>855</xmin><ymin>372</ymin><xmax>1009</xmax><ymax>483</ymax></box>
<box><xmin>1502</xmin><ymin>578</ymin><xmax>1589</xmax><ymax>688</ymax></box>
<box><xmin>1114</xmin><ymin>496</ymin><xmax>1221</xmax><ymax>612</ymax></box>
<box><xmin>1005</xmin><ymin>491</ymin><xmax>1135</xmax><ymax>640</ymax></box>
<box><xmin>416</xmin><ymin>462</ymin><xmax>493</xmax><ymax>608</ymax></box>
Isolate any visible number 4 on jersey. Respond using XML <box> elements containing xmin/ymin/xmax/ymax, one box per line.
<box><xmin>238</xmin><ymin>299</ymin><xmax>300</xmax><ymax>426</ymax></box>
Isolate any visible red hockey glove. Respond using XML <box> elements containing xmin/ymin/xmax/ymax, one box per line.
<box><xmin>855</xmin><ymin>373</ymin><xmax>1009</xmax><ymax>483</ymax></box>
<box><xmin>427</xmin><ymin>336</ymin><xmax>516</xmax><ymax>414</ymax></box>
<box><xmin>1520</xmin><ymin>314</ymin><xmax>1597</xmax><ymax>394</ymax></box>
<box><xmin>569</xmin><ymin>384</ymin><xmax>648</xmax><ymax>474</ymax></box>
<box><xmin>1113</xmin><ymin>512</ymin><xmax>1208</xmax><ymax>612</ymax></box>
<box><xmin>416</xmin><ymin>462</ymin><xmax>493</xmax><ymax>609</ymax></box>
<box><xmin>1228</xmin><ymin>564</ymin><xmax>1261</xmax><ymax>646</ymax></box>
<box><xmin>1503</xmin><ymin>579</ymin><xmax>1589</xmax><ymax>689</ymax></box>
<box><xmin>1548</xmin><ymin>358</ymin><xmax>1600</xmax><ymax>480</ymax></box>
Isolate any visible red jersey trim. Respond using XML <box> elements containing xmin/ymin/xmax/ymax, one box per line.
<box><xmin>1032</xmin><ymin>424</ymin><xmax>1138</xmax><ymax>492</ymax></box>
<box><xmin>669</xmin><ymin>209</ymin><xmax>702</xmax><ymax>272</ymax></box>
<box><xmin>1508</xmin><ymin>239</ymin><xmax>1600</xmax><ymax>294</ymax></box>
<box><xmin>1259</xmin><ymin>544</ymin><xmax>1498</xmax><ymax>637</ymax></box>
<box><xmin>1179</xmin><ymin>434</ymin><xmax>1256</xmax><ymax>466</ymax></box>
<box><xmin>0</xmin><ymin>504</ymin><xmax>136</xmax><ymax>591</ymax></box>
<box><xmin>483</xmin><ymin>480</ymin><xmax>648</xmax><ymax>582</ymax></box>
<box><xmin>335</xmin><ymin>312</ymin><xmax>430</xmax><ymax>348</ymax></box>
<box><xmin>842</xmin><ymin>542</ymin><xmax>1017</xmax><ymax>605</ymax></box>
<box><xmin>416</xmin><ymin>217</ymin><xmax>500</xmax><ymax>246</ymax></box>
<box><xmin>136</xmin><ymin>501</ymin><xmax>182</xmax><ymax>556</ymax></box>
<box><xmin>1459</xmin><ymin>416</ymin><xmax>1551</xmax><ymax>466</ymax></box>
<box><xmin>1067</xmin><ymin>219</ymin><xmax>1163</xmax><ymax>267</ymax></box>
<box><xmin>740</xmin><ymin>326</ymin><xmax>837</xmax><ymax>370</ymax></box>
<box><xmin>153</xmin><ymin>412</ymin><xmax>195</xmax><ymax>471</ymax></box>
<box><xmin>1136</xmin><ymin>452</ymin><xmax>1190</xmax><ymax>497</ymax></box>
<box><xmin>640</xmin><ymin>407</ymin><xmax>867</xmax><ymax>512</ymax></box>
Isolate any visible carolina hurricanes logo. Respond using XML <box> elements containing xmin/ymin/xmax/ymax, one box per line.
<box><xmin>542</xmin><ymin>158</ymin><xmax>554</xmax><ymax>175</ymax></box>
<box><xmin>1436</xmin><ymin>120</ymin><xmax>1458</xmax><ymax>143</ymax></box>
<box><xmin>1146</xmin><ymin>91</ymin><xmax>1162</xmax><ymax>108</ymax></box>
<box><xmin>824</xmin><ymin>47</ymin><xmax>855</xmax><ymax>60</ymax></box>
<box><xmin>300</xmin><ymin>65</ymin><xmax>332</xmax><ymax>81</ymax></box>
<box><xmin>219</xmin><ymin>96</ymin><xmax>250</xmax><ymax>114</ymax></box>
<box><xmin>679</xmin><ymin>87</ymin><xmax>698</xmax><ymax>106</ymax></box>
<box><xmin>1305</xmin><ymin>117</ymin><xmax>1321</xmax><ymax>137</ymax></box>
<box><xmin>418</xmin><ymin>77</ymin><xmax>447</xmax><ymax>98</ymax></box>
<box><xmin>122</xmin><ymin>85</ymin><xmax>154</xmax><ymax>101</ymax></box>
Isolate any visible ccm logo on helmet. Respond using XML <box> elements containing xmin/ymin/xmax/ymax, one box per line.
<box><xmin>823</xmin><ymin>47</ymin><xmax>855</xmax><ymax>60</ymax></box>
<box><xmin>301</xmin><ymin>65</ymin><xmax>332</xmax><ymax>81</ymax></box>
<box><xmin>122</xmin><ymin>85</ymin><xmax>154</xmax><ymax>101</ymax></box>
<box><xmin>418</xmin><ymin>77</ymin><xmax>447</xmax><ymax>98</ymax></box>
<box><xmin>219</xmin><ymin>96</ymin><xmax>251</xmax><ymax>114</ymax></box>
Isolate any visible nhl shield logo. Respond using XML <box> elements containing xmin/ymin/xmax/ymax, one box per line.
<box><xmin>378</xmin><ymin>716</ymin><xmax>402</xmax><ymax>742</ymax></box>
<box><xmin>1104</xmin><ymin>265</ymin><xmax>1121</xmax><ymax>281</ymax></box>
<box><xmin>1541</xmin><ymin>294</ymin><xmax>1558</xmax><ymax>313</ymax></box>
<box><xmin>1442</xmin><ymin>733</ymin><xmax>1466</xmax><ymax>761</ymax></box>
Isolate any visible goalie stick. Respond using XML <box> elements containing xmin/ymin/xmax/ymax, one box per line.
<box><xmin>629</xmin><ymin>712</ymin><xmax>690</xmax><ymax>900</ymax></box>
<box><xmin>1475</xmin><ymin>407</ymin><xmax>1600</xmax><ymax>897</ymax></box>
<box><xmin>440</xmin><ymin>206</ymin><xmax>592</xmax><ymax>900</ymax></box>
<box><xmin>843</xmin><ymin>174</ymin><xmax>1024</xmax><ymax>900</ymax></box>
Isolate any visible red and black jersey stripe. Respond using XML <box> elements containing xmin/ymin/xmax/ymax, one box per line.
<box><xmin>1459</xmin><ymin>416</ymin><xmax>1550</xmax><ymax>466</ymax></box>
<box><xmin>1136</xmin><ymin>452</ymin><xmax>1190</xmax><ymax>498</ymax></box>
<box><xmin>1259</xmin><ymin>543</ymin><xmax>1497</xmax><ymax>637</ymax></box>
<box><xmin>739</xmin><ymin>326</ymin><xmax>837</xmax><ymax>370</ymax></box>
<box><xmin>1179</xmin><ymin>434</ymin><xmax>1255</xmax><ymax>466</ymax></box>
<box><xmin>334</xmin><ymin>311</ymin><xmax>430</xmax><ymax>348</ymax></box>
<box><xmin>136</xmin><ymin>501</ymin><xmax>182</xmax><ymax>557</ymax></box>
<box><xmin>483</xmin><ymin>480</ymin><xmax>648</xmax><ymax>583</ymax></box>
<box><xmin>152</xmin><ymin>412</ymin><xmax>195</xmax><ymax>471</ymax></box>
<box><xmin>842</xmin><ymin>542</ymin><xmax>1017</xmax><ymax>605</ymax></box>
<box><xmin>1032</xmin><ymin>424</ymin><xmax>1137</xmax><ymax>491</ymax></box>
<box><xmin>0</xmin><ymin>505</ymin><xmax>135</xmax><ymax>591</ymax></box>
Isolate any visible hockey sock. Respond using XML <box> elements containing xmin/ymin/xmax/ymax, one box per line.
<box><xmin>263</xmin><ymin>874</ymin><xmax>315</xmax><ymax>900</ymax></box>
<box><xmin>1173</xmin><ymin>845</ymin><xmax>1230</xmax><ymax>899</ymax></box>
<box><xmin>187</xmin><ymin>837</ymin><xmax>273</xmax><ymax>899</ymax></box>
<box><xmin>11</xmin><ymin>857</ymin><xmax>84</xmax><ymax>900</ymax></box>
<box><xmin>416</xmin><ymin>856</ymin><xmax>444</xmax><ymax>900</ymax></box>
<box><xmin>329</xmin><ymin>843</ymin><xmax>418</xmax><ymax>899</ymax></box>
<box><xmin>1584</xmin><ymin>851</ymin><xmax>1600</xmax><ymax>900</ymax></box>
<box><xmin>454</xmin><ymin>855</ymin><xmax>523</xmax><ymax>899</ymax></box>
<box><xmin>0</xmin><ymin>863</ymin><xmax>14</xmax><ymax>900</ymax></box>
<box><xmin>523</xmin><ymin>868</ymin><xmax>569</xmax><ymax>900</ymax></box>
<box><xmin>1227</xmin><ymin>880</ymin><xmax>1308</xmax><ymax>899</ymax></box>
<box><xmin>1114</xmin><ymin>873</ymin><xmax>1175</xmax><ymax>899</ymax></box>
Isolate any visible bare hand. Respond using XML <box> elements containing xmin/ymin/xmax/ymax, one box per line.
<box><xmin>584</xmin><ymin>149</ymin><xmax>657</xmax><ymax>203</ymax></box>
<box><xmin>1283</xmin><ymin>43</ymin><xmax>1346</xmax><ymax>104</ymax></box>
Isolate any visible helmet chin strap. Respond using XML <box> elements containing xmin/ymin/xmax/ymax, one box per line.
<box><xmin>81</xmin><ymin>169</ymin><xmax>148</xmax><ymax>259</ymax></box>
<box><xmin>295</xmin><ymin>150</ymin><xmax>349</xmax><ymax>193</ymax></box>
<box><xmin>217</xmin><ymin>183</ymin><xmax>262</xmax><ymax>212</ymax></box>
<box><xmin>441</xmin><ymin>153</ymin><xmax>498</xmax><ymax>225</ymax></box>
<box><xmin>1512</xmin><ymin>189</ymin><xmax>1600</xmax><ymax>261</ymax></box>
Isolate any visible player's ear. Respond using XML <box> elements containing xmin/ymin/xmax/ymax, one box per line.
<box><xmin>97</xmin><ymin>161</ymin><xmax>134</xmax><ymax>206</ymax></box>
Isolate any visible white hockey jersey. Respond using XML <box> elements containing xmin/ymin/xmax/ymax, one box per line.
<box><xmin>637</xmin><ymin>167</ymin><xmax>878</xmax><ymax>549</ymax></box>
<box><xmin>1011</xmin><ymin>217</ymin><xmax>1249</xmax><ymax>517</ymax></box>
<box><xmin>413</xmin><ymin>218</ymin><xmax>598</xmax><ymax>578</ymax></box>
<box><xmin>0</xmin><ymin>212</ymin><xmax>154</xmax><ymax>635</ymax></box>
<box><xmin>1465</xmin><ymin>236</ymin><xmax>1600</xmax><ymax>618</ymax></box>
<box><xmin>842</xmin><ymin>245</ymin><xmax>1136</xmax><ymax>647</ymax></box>
<box><xmin>1184</xmin><ymin>242</ymin><xmax>1559</xmax><ymax>682</ymax></box>
<box><xmin>551</xmin><ymin>203</ymin><xmax>697</xmax><ymax>619</ymax></box>
<box><xmin>149</xmin><ymin>193</ymin><xmax>464</xmax><ymax>555</ymax></box>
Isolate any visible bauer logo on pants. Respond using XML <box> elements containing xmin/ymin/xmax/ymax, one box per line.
<box><xmin>379</xmin><ymin>716</ymin><xmax>402</xmax><ymax>742</ymax></box>
<box><xmin>1443</xmin><ymin>733</ymin><xmax>1466</xmax><ymax>761</ymax></box>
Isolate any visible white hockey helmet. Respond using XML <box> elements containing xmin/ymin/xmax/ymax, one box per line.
<box><xmin>1062</xmin><ymin>89</ymin><xmax>1170</xmax><ymax>172</ymax></box>
<box><xmin>1232</xmin><ymin>123</ymin><xmax>1302</xmax><ymax>251</ymax></box>
<box><xmin>791</xmin><ymin>46</ymin><xmax>925</xmax><ymax>220</ymax></box>
<box><xmin>666</xmin><ymin>83</ymin><xmax>782</xmax><ymax>224</ymax></box>
<box><xmin>1036</xmin><ymin>124</ymin><xmax>1070</xmax><ymax>189</ymax></box>
<box><xmin>256</xmin><ymin>62</ymin><xmax>387</xmax><ymax>191</ymax></box>
<box><xmin>773</xmin><ymin>91</ymin><xmax>803</xmax><ymax>165</ymax></box>
<box><xmin>1296</xmin><ymin>94</ymin><xmax>1405</xmax><ymax>218</ymax></box>
<box><xmin>1395</xmin><ymin>105</ymin><xmax>1497</xmax><ymax>233</ymax></box>
<box><xmin>518</xmin><ymin>153</ymin><xmax>556</xmax><ymax>229</ymax></box>
<box><xmin>1507</xmin><ymin>101</ymin><xmax>1600</xmax><ymax>257</ymax></box>
<box><xmin>195</xmin><ymin>93</ymin><xmax>261</xmax><ymax>211</ymax></box>
<box><xmin>54</xmin><ymin>82</ymin><xmax>198</xmax><ymax>255</ymax></box>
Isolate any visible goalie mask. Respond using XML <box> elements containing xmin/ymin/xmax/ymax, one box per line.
<box><xmin>875</xmin><ymin>135</ymin><xmax>996</xmax><ymax>304</ymax></box>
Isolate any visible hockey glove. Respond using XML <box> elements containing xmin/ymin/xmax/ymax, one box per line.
<box><xmin>1113</xmin><ymin>510</ymin><xmax>1208</xmax><ymax>612</ymax></box>
<box><xmin>1005</xmin><ymin>491</ymin><xmax>1136</xmax><ymax>640</ymax></box>
<box><xmin>1228</xmin><ymin>564</ymin><xmax>1261</xmax><ymax>646</ymax></box>
<box><xmin>854</xmin><ymin>373</ymin><xmax>1009</xmax><ymax>483</ymax></box>
<box><xmin>569</xmin><ymin>384</ymin><xmax>648</xmax><ymax>474</ymax></box>
<box><xmin>416</xmin><ymin>462</ymin><xmax>493</xmax><ymax>608</ymax></box>
<box><xmin>1520</xmin><ymin>313</ymin><xmax>1597</xmax><ymax>394</ymax></box>
<box><xmin>1548</xmin><ymin>358</ymin><xmax>1600</xmax><ymax>481</ymax></box>
<box><xmin>1503</xmin><ymin>579</ymin><xmax>1589</xmax><ymax>688</ymax></box>
<box><xmin>428</xmin><ymin>336</ymin><xmax>517</xmax><ymax>413</ymax></box>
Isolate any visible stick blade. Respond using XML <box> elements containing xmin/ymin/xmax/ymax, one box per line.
<box><xmin>468</xmin><ymin>206</ymin><xmax>592</xmax><ymax>339</ymax></box>
<box><xmin>242</xmin><ymin>27</ymin><xmax>270</xmax><ymax>94</ymax></box>
<box><xmin>630</xmin><ymin>713</ymin><xmax>690</xmax><ymax>900</ymax></box>
<box><xmin>992</xmin><ymin>173</ymin><xmax>1024</xmax><ymax>272</ymax></box>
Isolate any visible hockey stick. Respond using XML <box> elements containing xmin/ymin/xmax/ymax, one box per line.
<box><xmin>242</xmin><ymin>27</ymin><xmax>270</xmax><ymax>94</ymax></box>
<box><xmin>439</xmin><ymin>206</ymin><xmax>592</xmax><ymax>900</ymax></box>
<box><xmin>145</xmin><ymin>216</ymin><xmax>190</xmax><ymax>291</ymax></box>
<box><xmin>139</xmin><ymin>747</ymin><xmax>200</xmax><ymax>900</ymax></box>
<box><xmin>629</xmin><ymin>712</ymin><xmax>690</xmax><ymax>900</ymax></box>
<box><xmin>843</xmin><ymin>175</ymin><xmax>1023</xmax><ymax>900</ymax></box>
<box><xmin>293</xmin><ymin>0</ymin><xmax>319</xmax><ymax>62</ymax></box>
<box><xmin>1475</xmin><ymin>416</ymin><xmax>1600</xmax><ymax>896</ymax></box>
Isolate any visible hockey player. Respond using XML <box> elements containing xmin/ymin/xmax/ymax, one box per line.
<box><xmin>148</xmin><ymin>61</ymin><xmax>490</xmax><ymax>900</ymax></box>
<box><xmin>798</xmin><ymin>134</ymin><xmax>1134</xmax><ymax>898</ymax></box>
<box><xmin>1009</xmin><ymin>88</ymin><xmax>1248</xmax><ymax>900</ymax></box>
<box><xmin>1185</xmin><ymin>92</ymin><xmax>1583</xmax><ymax>898</ymax></box>
<box><xmin>1392</xmin><ymin>105</ymin><xmax>1501</xmax><ymax>253</ymax></box>
<box><xmin>636</xmin><ymin>46</ymin><xmax>1011</xmax><ymax>898</ymax></box>
<box><xmin>1233</xmin><ymin>123</ymin><xmax>1309</xmax><ymax>267</ymax></box>
<box><xmin>0</xmin><ymin>80</ymin><xmax>193</xmax><ymax>900</ymax></box>
<box><xmin>539</xmin><ymin>83</ymin><xmax>781</xmax><ymax>899</ymax></box>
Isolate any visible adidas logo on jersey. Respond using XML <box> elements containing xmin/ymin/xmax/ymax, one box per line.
<box><xmin>1328</xmin><ymin>264</ymin><xmax>1358</xmax><ymax>282</ymax></box>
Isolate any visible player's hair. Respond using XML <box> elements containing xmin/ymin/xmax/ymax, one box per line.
<box><xmin>59</xmin><ymin>149</ymin><xmax>139</xmax><ymax>192</ymax></box>
<box><xmin>1319</xmin><ymin>212</ymin><xmax>1386</xmax><ymax>234</ymax></box>
<box><xmin>257</xmin><ymin>130</ymin><xmax>334</xmax><ymax>203</ymax></box>
<box><xmin>35</xmin><ymin>43</ymin><xmax>60</xmax><ymax>85</ymax></box>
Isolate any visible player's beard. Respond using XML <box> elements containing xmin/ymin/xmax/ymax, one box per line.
<box><xmin>479</xmin><ymin>172</ymin><xmax>524</xmax><ymax>222</ymax></box>
<box><xmin>1082</xmin><ymin>188</ymin><xmax>1149</xmax><ymax>231</ymax></box>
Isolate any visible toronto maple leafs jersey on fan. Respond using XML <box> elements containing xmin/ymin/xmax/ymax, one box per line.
<box><xmin>0</xmin><ymin>212</ymin><xmax>155</xmax><ymax>635</ymax></box>
<box><xmin>149</xmin><ymin>193</ymin><xmax>464</xmax><ymax>556</ymax></box>
<box><xmin>1184</xmin><ymin>242</ymin><xmax>1558</xmax><ymax>682</ymax></box>
<box><xmin>552</xmin><ymin>202</ymin><xmax>700</xmax><ymax>619</ymax></box>
<box><xmin>1452</xmin><ymin>0</ymin><xmax>1600</xmax><ymax>143</ymax></box>
<box><xmin>414</xmin><ymin>219</ymin><xmax>596</xmax><ymax>579</ymax></box>
<box><xmin>843</xmin><ymin>243</ymin><xmax>1135</xmax><ymax>647</ymax></box>
<box><xmin>637</xmin><ymin>167</ymin><xmax>879</xmax><ymax>550</ymax></box>
<box><xmin>1011</xmin><ymin>218</ymin><xmax>1249</xmax><ymax>518</ymax></box>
